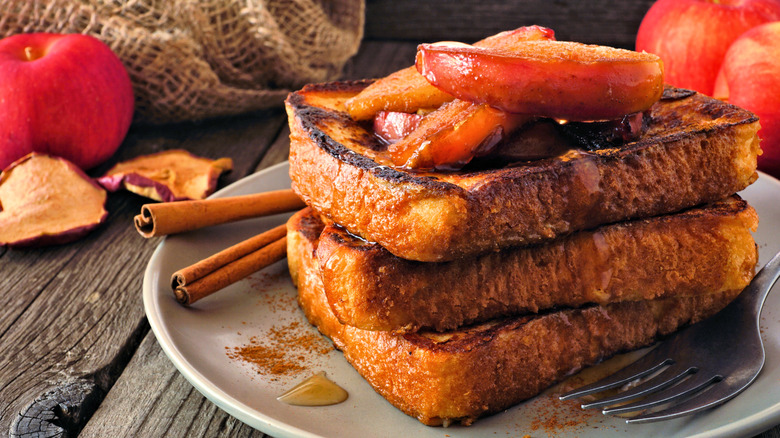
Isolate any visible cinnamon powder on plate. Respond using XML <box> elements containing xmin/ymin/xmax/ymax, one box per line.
<box><xmin>226</xmin><ymin>320</ymin><xmax>333</xmax><ymax>379</ymax></box>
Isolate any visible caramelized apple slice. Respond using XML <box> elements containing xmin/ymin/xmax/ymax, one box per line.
<box><xmin>388</xmin><ymin>100</ymin><xmax>531</xmax><ymax>170</ymax></box>
<box><xmin>0</xmin><ymin>153</ymin><xmax>108</xmax><ymax>247</ymax></box>
<box><xmin>98</xmin><ymin>149</ymin><xmax>233</xmax><ymax>202</ymax></box>
<box><xmin>416</xmin><ymin>40</ymin><xmax>664</xmax><ymax>121</ymax></box>
<box><xmin>374</xmin><ymin>111</ymin><xmax>424</xmax><ymax>144</ymax></box>
<box><xmin>344</xmin><ymin>26</ymin><xmax>555</xmax><ymax>120</ymax></box>
<box><xmin>346</xmin><ymin>67</ymin><xmax>451</xmax><ymax>121</ymax></box>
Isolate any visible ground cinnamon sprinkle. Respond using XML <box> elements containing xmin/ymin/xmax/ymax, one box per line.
<box><xmin>526</xmin><ymin>395</ymin><xmax>615</xmax><ymax>436</ymax></box>
<box><xmin>226</xmin><ymin>319</ymin><xmax>334</xmax><ymax>379</ymax></box>
<box><xmin>249</xmin><ymin>270</ymin><xmax>297</xmax><ymax>313</ymax></box>
<box><xmin>225</xmin><ymin>267</ymin><xmax>334</xmax><ymax>379</ymax></box>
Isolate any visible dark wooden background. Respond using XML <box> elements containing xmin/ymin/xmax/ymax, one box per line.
<box><xmin>2</xmin><ymin>1</ymin><xmax>778</xmax><ymax>437</ymax></box>
<box><xmin>364</xmin><ymin>0</ymin><xmax>655</xmax><ymax>47</ymax></box>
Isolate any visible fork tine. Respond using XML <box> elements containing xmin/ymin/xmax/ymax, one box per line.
<box><xmin>559</xmin><ymin>352</ymin><xmax>672</xmax><ymax>400</ymax></box>
<box><xmin>625</xmin><ymin>372</ymin><xmax>760</xmax><ymax>423</ymax></box>
<box><xmin>601</xmin><ymin>371</ymin><xmax>720</xmax><ymax>415</ymax></box>
<box><xmin>580</xmin><ymin>363</ymin><xmax>694</xmax><ymax>409</ymax></box>
<box><xmin>560</xmin><ymin>251</ymin><xmax>780</xmax><ymax>422</ymax></box>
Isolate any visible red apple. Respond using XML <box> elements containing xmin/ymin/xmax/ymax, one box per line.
<box><xmin>714</xmin><ymin>22</ymin><xmax>780</xmax><ymax>177</ymax></box>
<box><xmin>0</xmin><ymin>33</ymin><xmax>134</xmax><ymax>170</ymax></box>
<box><xmin>636</xmin><ymin>0</ymin><xmax>780</xmax><ymax>96</ymax></box>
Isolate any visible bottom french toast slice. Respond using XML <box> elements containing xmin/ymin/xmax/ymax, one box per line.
<box><xmin>314</xmin><ymin>196</ymin><xmax>758</xmax><ymax>332</ymax></box>
<box><xmin>287</xmin><ymin>210</ymin><xmax>747</xmax><ymax>426</ymax></box>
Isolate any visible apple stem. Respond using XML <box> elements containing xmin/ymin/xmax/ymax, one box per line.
<box><xmin>24</xmin><ymin>46</ymin><xmax>35</xmax><ymax>61</ymax></box>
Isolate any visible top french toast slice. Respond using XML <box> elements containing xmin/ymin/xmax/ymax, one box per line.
<box><xmin>286</xmin><ymin>82</ymin><xmax>760</xmax><ymax>262</ymax></box>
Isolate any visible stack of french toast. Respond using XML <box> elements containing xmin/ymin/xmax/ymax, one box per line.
<box><xmin>283</xmin><ymin>26</ymin><xmax>762</xmax><ymax>426</ymax></box>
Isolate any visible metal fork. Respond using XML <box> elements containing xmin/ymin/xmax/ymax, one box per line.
<box><xmin>560</xmin><ymin>250</ymin><xmax>780</xmax><ymax>423</ymax></box>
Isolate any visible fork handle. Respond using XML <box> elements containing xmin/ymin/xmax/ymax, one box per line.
<box><xmin>743</xmin><ymin>250</ymin><xmax>780</xmax><ymax>319</ymax></box>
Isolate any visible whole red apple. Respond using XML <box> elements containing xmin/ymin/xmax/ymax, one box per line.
<box><xmin>0</xmin><ymin>33</ymin><xmax>134</xmax><ymax>170</ymax></box>
<box><xmin>636</xmin><ymin>0</ymin><xmax>780</xmax><ymax>96</ymax></box>
<box><xmin>714</xmin><ymin>21</ymin><xmax>780</xmax><ymax>177</ymax></box>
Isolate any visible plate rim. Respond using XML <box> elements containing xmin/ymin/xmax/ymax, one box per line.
<box><xmin>143</xmin><ymin>161</ymin><xmax>321</xmax><ymax>438</ymax></box>
<box><xmin>143</xmin><ymin>162</ymin><xmax>780</xmax><ymax>438</ymax></box>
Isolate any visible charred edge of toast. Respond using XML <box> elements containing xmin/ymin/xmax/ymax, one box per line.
<box><xmin>287</xmin><ymin>89</ymin><xmax>464</xmax><ymax>193</ymax></box>
<box><xmin>287</xmin><ymin>81</ymin><xmax>759</xmax><ymax>183</ymax></box>
<box><xmin>398</xmin><ymin>312</ymin><xmax>555</xmax><ymax>352</ymax></box>
<box><xmin>293</xmin><ymin>209</ymin><xmax>326</xmax><ymax>244</ymax></box>
<box><xmin>660</xmin><ymin>88</ymin><xmax>696</xmax><ymax>101</ymax></box>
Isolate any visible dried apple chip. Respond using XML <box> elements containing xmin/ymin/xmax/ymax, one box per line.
<box><xmin>0</xmin><ymin>153</ymin><xmax>108</xmax><ymax>247</ymax></box>
<box><xmin>98</xmin><ymin>150</ymin><xmax>233</xmax><ymax>202</ymax></box>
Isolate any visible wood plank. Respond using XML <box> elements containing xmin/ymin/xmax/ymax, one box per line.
<box><xmin>365</xmin><ymin>0</ymin><xmax>656</xmax><ymax>48</ymax></box>
<box><xmin>340</xmin><ymin>40</ymin><xmax>418</xmax><ymax>80</ymax></box>
<box><xmin>80</xmin><ymin>129</ymin><xmax>290</xmax><ymax>437</ymax></box>
<box><xmin>79</xmin><ymin>334</ymin><xmax>267</xmax><ymax>437</ymax></box>
<box><xmin>80</xmin><ymin>125</ymin><xmax>295</xmax><ymax>437</ymax></box>
<box><xmin>0</xmin><ymin>110</ymin><xmax>285</xmax><ymax>437</ymax></box>
<box><xmin>763</xmin><ymin>428</ymin><xmax>780</xmax><ymax>438</ymax></box>
<box><xmin>94</xmin><ymin>109</ymin><xmax>288</xmax><ymax>187</ymax></box>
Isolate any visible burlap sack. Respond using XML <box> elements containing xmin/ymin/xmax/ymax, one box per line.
<box><xmin>0</xmin><ymin>0</ymin><xmax>364</xmax><ymax>124</ymax></box>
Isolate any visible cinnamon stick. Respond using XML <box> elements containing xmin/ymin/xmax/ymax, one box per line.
<box><xmin>172</xmin><ymin>223</ymin><xmax>288</xmax><ymax>305</ymax></box>
<box><xmin>135</xmin><ymin>189</ymin><xmax>305</xmax><ymax>238</ymax></box>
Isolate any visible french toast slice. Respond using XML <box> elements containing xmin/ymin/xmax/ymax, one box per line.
<box><xmin>286</xmin><ymin>83</ymin><xmax>760</xmax><ymax>262</ymax></box>
<box><xmin>313</xmin><ymin>196</ymin><xmax>758</xmax><ymax>332</ymax></box>
<box><xmin>286</xmin><ymin>209</ymin><xmax>746</xmax><ymax>426</ymax></box>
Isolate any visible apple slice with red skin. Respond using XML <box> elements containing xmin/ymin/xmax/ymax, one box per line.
<box><xmin>374</xmin><ymin>111</ymin><xmax>424</xmax><ymax>144</ymax></box>
<box><xmin>387</xmin><ymin>100</ymin><xmax>532</xmax><ymax>170</ymax></box>
<box><xmin>416</xmin><ymin>40</ymin><xmax>664</xmax><ymax>121</ymax></box>
<box><xmin>0</xmin><ymin>153</ymin><xmax>108</xmax><ymax>248</ymax></box>
<box><xmin>344</xmin><ymin>25</ymin><xmax>555</xmax><ymax>121</ymax></box>
<box><xmin>98</xmin><ymin>149</ymin><xmax>233</xmax><ymax>202</ymax></box>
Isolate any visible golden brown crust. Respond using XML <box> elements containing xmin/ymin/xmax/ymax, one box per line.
<box><xmin>313</xmin><ymin>196</ymin><xmax>758</xmax><ymax>332</ymax></box>
<box><xmin>286</xmin><ymin>82</ymin><xmax>760</xmax><ymax>262</ymax></box>
<box><xmin>287</xmin><ymin>209</ymin><xmax>744</xmax><ymax>426</ymax></box>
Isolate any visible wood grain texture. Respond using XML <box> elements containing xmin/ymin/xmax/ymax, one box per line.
<box><xmin>79</xmin><ymin>335</ymin><xmax>267</xmax><ymax>437</ymax></box>
<box><xmin>78</xmin><ymin>123</ymin><xmax>294</xmax><ymax>438</ymax></box>
<box><xmin>0</xmin><ymin>111</ymin><xmax>285</xmax><ymax>437</ymax></box>
<box><xmin>364</xmin><ymin>0</ymin><xmax>656</xmax><ymax>48</ymax></box>
<box><xmin>340</xmin><ymin>40</ymin><xmax>419</xmax><ymax>80</ymax></box>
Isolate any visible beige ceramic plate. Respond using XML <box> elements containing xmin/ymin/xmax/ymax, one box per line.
<box><xmin>144</xmin><ymin>161</ymin><xmax>780</xmax><ymax>438</ymax></box>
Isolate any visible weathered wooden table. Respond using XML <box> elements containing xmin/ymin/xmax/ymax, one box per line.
<box><xmin>2</xmin><ymin>2</ymin><xmax>779</xmax><ymax>436</ymax></box>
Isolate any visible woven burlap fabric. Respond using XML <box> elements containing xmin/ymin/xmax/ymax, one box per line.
<box><xmin>0</xmin><ymin>0</ymin><xmax>364</xmax><ymax>124</ymax></box>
